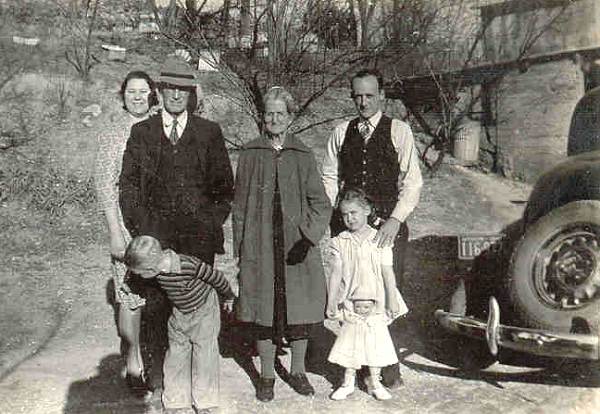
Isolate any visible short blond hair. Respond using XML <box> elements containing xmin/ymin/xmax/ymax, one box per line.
<box><xmin>124</xmin><ymin>235</ymin><xmax>162</xmax><ymax>273</ymax></box>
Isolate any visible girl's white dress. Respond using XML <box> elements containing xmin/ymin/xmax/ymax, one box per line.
<box><xmin>325</xmin><ymin>226</ymin><xmax>408</xmax><ymax>370</ymax></box>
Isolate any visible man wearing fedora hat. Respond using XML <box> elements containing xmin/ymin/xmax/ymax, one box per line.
<box><xmin>120</xmin><ymin>58</ymin><xmax>234</xmax><ymax>273</ymax></box>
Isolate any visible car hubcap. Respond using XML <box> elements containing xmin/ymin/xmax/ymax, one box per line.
<box><xmin>534</xmin><ymin>225</ymin><xmax>600</xmax><ymax>309</ymax></box>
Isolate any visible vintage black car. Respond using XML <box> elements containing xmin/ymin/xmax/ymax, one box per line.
<box><xmin>435</xmin><ymin>86</ymin><xmax>600</xmax><ymax>362</ymax></box>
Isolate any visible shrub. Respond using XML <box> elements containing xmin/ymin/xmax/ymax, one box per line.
<box><xmin>0</xmin><ymin>151</ymin><xmax>95</xmax><ymax>216</ymax></box>
<box><xmin>44</xmin><ymin>76</ymin><xmax>73</xmax><ymax>120</ymax></box>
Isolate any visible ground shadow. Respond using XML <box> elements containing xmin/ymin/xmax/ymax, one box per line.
<box><xmin>402</xmin><ymin>358</ymin><xmax>600</xmax><ymax>388</ymax></box>
<box><xmin>107</xmin><ymin>278</ymin><xmax>171</xmax><ymax>395</ymax></box>
<box><xmin>306</xmin><ymin>324</ymin><xmax>341</xmax><ymax>387</ymax></box>
<box><xmin>63</xmin><ymin>280</ymin><xmax>171</xmax><ymax>413</ymax></box>
<box><xmin>63</xmin><ymin>354</ymin><xmax>154</xmax><ymax>413</ymax></box>
<box><xmin>218</xmin><ymin>314</ymin><xmax>262</xmax><ymax>389</ymax></box>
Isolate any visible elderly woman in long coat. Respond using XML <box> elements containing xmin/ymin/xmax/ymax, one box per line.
<box><xmin>232</xmin><ymin>86</ymin><xmax>332</xmax><ymax>402</ymax></box>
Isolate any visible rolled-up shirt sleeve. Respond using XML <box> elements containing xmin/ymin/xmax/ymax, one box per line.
<box><xmin>390</xmin><ymin>119</ymin><xmax>423</xmax><ymax>223</ymax></box>
<box><xmin>321</xmin><ymin>121</ymin><xmax>349</xmax><ymax>207</ymax></box>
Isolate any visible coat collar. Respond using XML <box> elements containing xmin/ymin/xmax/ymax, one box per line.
<box><xmin>243</xmin><ymin>135</ymin><xmax>310</xmax><ymax>153</ymax></box>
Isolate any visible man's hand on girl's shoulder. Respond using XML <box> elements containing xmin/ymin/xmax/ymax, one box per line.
<box><xmin>373</xmin><ymin>217</ymin><xmax>401</xmax><ymax>248</ymax></box>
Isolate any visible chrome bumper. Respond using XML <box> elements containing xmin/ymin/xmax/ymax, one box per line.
<box><xmin>435</xmin><ymin>297</ymin><xmax>600</xmax><ymax>360</ymax></box>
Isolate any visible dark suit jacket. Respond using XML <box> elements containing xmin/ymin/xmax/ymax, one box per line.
<box><xmin>119</xmin><ymin>113</ymin><xmax>234</xmax><ymax>254</ymax></box>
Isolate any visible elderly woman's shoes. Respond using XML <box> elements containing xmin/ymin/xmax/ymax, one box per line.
<box><xmin>289</xmin><ymin>373</ymin><xmax>315</xmax><ymax>396</ymax></box>
<box><xmin>256</xmin><ymin>377</ymin><xmax>275</xmax><ymax>402</ymax></box>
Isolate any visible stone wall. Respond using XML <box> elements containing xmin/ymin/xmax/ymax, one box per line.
<box><xmin>483</xmin><ymin>0</ymin><xmax>600</xmax><ymax>62</ymax></box>
<box><xmin>493</xmin><ymin>58</ymin><xmax>584</xmax><ymax>181</ymax></box>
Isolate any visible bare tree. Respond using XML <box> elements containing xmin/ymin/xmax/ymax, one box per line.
<box><xmin>157</xmin><ymin>0</ymin><xmax>386</xmax><ymax>148</ymax></box>
<box><xmin>60</xmin><ymin>0</ymin><xmax>100</xmax><ymax>80</ymax></box>
<box><xmin>389</xmin><ymin>0</ymin><xmax>573</xmax><ymax>173</ymax></box>
<box><xmin>149</xmin><ymin>0</ymin><xmax>180</xmax><ymax>34</ymax></box>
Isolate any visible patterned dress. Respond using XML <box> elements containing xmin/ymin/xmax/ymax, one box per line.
<box><xmin>94</xmin><ymin>110</ymin><xmax>151</xmax><ymax>310</ymax></box>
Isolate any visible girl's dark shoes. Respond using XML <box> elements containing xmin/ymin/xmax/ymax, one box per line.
<box><xmin>125</xmin><ymin>372</ymin><xmax>153</xmax><ymax>398</ymax></box>
<box><xmin>256</xmin><ymin>377</ymin><xmax>275</xmax><ymax>402</ymax></box>
<box><xmin>289</xmin><ymin>373</ymin><xmax>315</xmax><ymax>396</ymax></box>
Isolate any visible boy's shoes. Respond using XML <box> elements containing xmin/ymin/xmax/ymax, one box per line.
<box><xmin>288</xmin><ymin>373</ymin><xmax>315</xmax><ymax>396</ymax></box>
<box><xmin>256</xmin><ymin>377</ymin><xmax>275</xmax><ymax>402</ymax></box>
<box><xmin>125</xmin><ymin>372</ymin><xmax>154</xmax><ymax>398</ymax></box>
<box><xmin>330</xmin><ymin>383</ymin><xmax>355</xmax><ymax>400</ymax></box>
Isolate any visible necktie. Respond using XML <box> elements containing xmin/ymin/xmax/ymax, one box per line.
<box><xmin>169</xmin><ymin>117</ymin><xmax>179</xmax><ymax>145</ymax></box>
<box><xmin>358</xmin><ymin>120</ymin><xmax>371</xmax><ymax>141</ymax></box>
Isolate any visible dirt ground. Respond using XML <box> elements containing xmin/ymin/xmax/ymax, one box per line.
<box><xmin>1</xmin><ymin>25</ymin><xmax>600</xmax><ymax>413</ymax></box>
<box><xmin>2</xmin><ymin>158</ymin><xmax>600</xmax><ymax>413</ymax></box>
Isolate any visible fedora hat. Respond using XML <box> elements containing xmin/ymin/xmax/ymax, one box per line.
<box><xmin>157</xmin><ymin>58</ymin><xmax>200</xmax><ymax>87</ymax></box>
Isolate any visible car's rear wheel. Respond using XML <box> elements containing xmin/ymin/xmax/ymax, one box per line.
<box><xmin>509</xmin><ymin>200</ymin><xmax>600</xmax><ymax>332</ymax></box>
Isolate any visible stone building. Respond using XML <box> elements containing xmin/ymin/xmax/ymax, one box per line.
<box><xmin>389</xmin><ymin>0</ymin><xmax>600</xmax><ymax>181</ymax></box>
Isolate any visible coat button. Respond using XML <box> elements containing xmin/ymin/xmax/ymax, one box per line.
<box><xmin>173</xmin><ymin>149</ymin><xmax>178</xmax><ymax>154</ymax></box>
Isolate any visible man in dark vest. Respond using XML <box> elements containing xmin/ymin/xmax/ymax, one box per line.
<box><xmin>322</xmin><ymin>68</ymin><xmax>422</xmax><ymax>389</ymax></box>
<box><xmin>120</xmin><ymin>59</ymin><xmax>234</xmax><ymax>266</ymax></box>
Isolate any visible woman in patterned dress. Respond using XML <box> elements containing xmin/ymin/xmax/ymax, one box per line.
<box><xmin>94</xmin><ymin>71</ymin><xmax>159</xmax><ymax>394</ymax></box>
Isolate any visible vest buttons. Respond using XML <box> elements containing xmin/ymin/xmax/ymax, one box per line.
<box><xmin>173</xmin><ymin>149</ymin><xmax>178</xmax><ymax>154</ymax></box>
<box><xmin>362</xmin><ymin>160</ymin><xmax>366</xmax><ymax>165</ymax></box>
<box><xmin>362</xmin><ymin>170</ymin><xmax>367</xmax><ymax>175</ymax></box>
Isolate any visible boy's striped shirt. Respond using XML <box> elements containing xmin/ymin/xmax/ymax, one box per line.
<box><xmin>156</xmin><ymin>253</ymin><xmax>233</xmax><ymax>314</ymax></box>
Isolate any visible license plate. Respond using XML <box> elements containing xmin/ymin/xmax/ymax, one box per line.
<box><xmin>458</xmin><ymin>234</ymin><xmax>503</xmax><ymax>260</ymax></box>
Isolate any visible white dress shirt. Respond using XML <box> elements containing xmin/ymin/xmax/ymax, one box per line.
<box><xmin>161</xmin><ymin>110</ymin><xmax>188</xmax><ymax>141</ymax></box>
<box><xmin>322</xmin><ymin>111</ymin><xmax>423</xmax><ymax>223</ymax></box>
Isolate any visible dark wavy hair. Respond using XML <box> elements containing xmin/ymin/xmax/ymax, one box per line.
<box><xmin>119</xmin><ymin>71</ymin><xmax>159</xmax><ymax>111</ymax></box>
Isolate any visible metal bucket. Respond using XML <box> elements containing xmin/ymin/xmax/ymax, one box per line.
<box><xmin>453</xmin><ymin>119</ymin><xmax>481</xmax><ymax>164</ymax></box>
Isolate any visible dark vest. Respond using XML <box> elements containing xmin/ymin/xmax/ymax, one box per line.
<box><xmin>339</xmin><ymin>115</ymin><xmax>399</xmax><ymax>219</ymax></box>
<box><xmin>149</xmin><ymin>133</ymin><xmax>209</xmax><ymax>218</ymax></box>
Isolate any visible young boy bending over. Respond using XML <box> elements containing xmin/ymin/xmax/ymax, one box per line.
<box><xmin>124</xmin><ymin>235</ymin><xmax>238</xmax><ymax>414</ymax></box>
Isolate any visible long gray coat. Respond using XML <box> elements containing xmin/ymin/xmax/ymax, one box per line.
<box><xmin>232</xmin><ymin>135</ymin><xmax>332</xmax><ymax>326</ymax></box>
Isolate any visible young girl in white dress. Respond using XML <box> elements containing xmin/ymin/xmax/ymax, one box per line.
<box><xmin>325</xmin><ymin>188</ymin><xmax>408</xmax><ymax>401</ymax></box>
